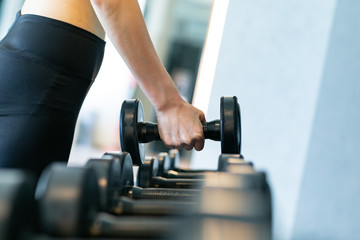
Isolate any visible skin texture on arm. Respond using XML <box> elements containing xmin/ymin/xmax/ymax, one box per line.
<box><xmin>90</xmin><ymin>0</ymin><xmax>205</xmax><ymax>150</ymax></box>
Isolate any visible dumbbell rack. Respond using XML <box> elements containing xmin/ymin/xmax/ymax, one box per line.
<box><xmin>0</xmin><ymin>150</ymin><xmax>272</xmax><ymax>240</ymax></box>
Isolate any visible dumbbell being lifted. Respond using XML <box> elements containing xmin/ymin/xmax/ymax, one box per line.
<box><xmin>120</xmin><ymin>96</ymin><xmax>241</xmax><ymax>165</ymax></box>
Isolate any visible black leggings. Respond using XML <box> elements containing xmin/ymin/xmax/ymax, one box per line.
<box><xmin>0</xmin><ymin>13</ymin><xmax>105</xmax><ymax>176</ymax></box>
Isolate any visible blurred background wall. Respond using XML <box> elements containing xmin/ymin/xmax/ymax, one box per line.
<box><xmin>192</xmin><ymin>0</ymin><xmax>360</xmax><ymax>240</ymax></box>
<box><xmin>0</xmin><ymin>0</ymin><xmax>24</xmax><ymax>38</ymax></box>
<box><xmin>1</xmin><ymin>0</ymin><xmax>360</xmax><ymax>239</ymax></box>
<box><xmin>192</xmin><ymin>0</ymin><xmax>335</xmax><ymax>238</ymax></box>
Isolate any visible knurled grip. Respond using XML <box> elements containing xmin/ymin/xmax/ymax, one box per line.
<box><xmin>112</xmin><ymin>197</ymin><xmax>196</xmax><ymax>216</ymax></box>
<box><xmin>138</xmin><ymin>120</ymin><xmax>221</xmax><ymax>143</ymax></box>
<box><xmin>91</xmin><ymin>212</ymin><xmax>181</xmax><ymax>238</ymax></box>
<box><xmin>128</xmin><ymin>186</ymin><xmax>201</xmax><ymax>201</ymax></box>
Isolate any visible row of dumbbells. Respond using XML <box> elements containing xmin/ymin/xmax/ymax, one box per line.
<box><xmin>0</xmin><ymin>150</ymin><xmax>272</xmax><ymax>240</ymax></box>
<box><xmin>0</xmin><ymin>96</ymin><xmax>271</xmax><ymax>239</ymax></box>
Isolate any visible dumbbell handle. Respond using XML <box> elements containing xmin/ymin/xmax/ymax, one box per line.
<box><xmin>138</xmin><ymin>120</ymin><xmax>221</xmax><ymax>143</ymax></box>
<box><xmin>164</xmin><ymin>170</ymin><xmax>208</xmax><ymax>179</ymax></box>
<box><xmin>152</xmin><ymin>176</ymin><xmax>204</xmax><ymax>188</ymax></box>
<box><xmin>128</xmin><ymin>186</ymin><xmax>202</xmax><ymax>201</ymax></box>
<box><xmin>111</xmin><ymin>196</ymin><xmax>196</xmax><ymax>216</ymax></box>
<box><xmin>91</xmin><ymin>212</ymin><xmax>181</xmax><ymax>238</ymax></box>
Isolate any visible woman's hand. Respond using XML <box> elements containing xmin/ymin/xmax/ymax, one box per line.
<box><xmin>156</xmin><ymin>99</ymin><xmax>206</xmax><ymax>151</ymax></box>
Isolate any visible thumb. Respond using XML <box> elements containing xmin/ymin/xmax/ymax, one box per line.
<box><xmin>199</xmin><ymin>111</ymin><xmax>206</xmax><ymax>122</ymax></box>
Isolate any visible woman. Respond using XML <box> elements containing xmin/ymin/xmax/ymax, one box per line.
<box><xmin>0</xmin><ymin>0</ymin><xmax>205</xmax><ymax>176</ymax></box>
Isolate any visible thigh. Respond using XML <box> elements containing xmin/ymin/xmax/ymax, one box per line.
<box><xmin>0</xmin><ymin>54</ymin><xmax>77</xmax><ymax>176</ymax></box>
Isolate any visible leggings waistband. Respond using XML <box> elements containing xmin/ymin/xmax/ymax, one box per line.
<box><xmin>0</xmin><ymin>13</ymin><xmax>106</xmax><ymax>81</ymax></box>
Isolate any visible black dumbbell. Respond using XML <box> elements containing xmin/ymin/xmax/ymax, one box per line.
<box><xmin>217</xmin><ymin>153</ymin><xmax>254</xmax><ymax>172</ymax></box>
<box><xmin>137</xmin><ymin>155</ymin><xmax>206</xmax><ymax>188</ymax></box>
<box><xmin>167</xmin><ymin>149</ymin><xmax>217</xmax><ymax>173</ymax></box>
<box><xmin>36</xmin><ymin>163</ymin><xmax>185</xmax><ymax>238</ymax></box>
<box><xmin>86</xmin><ymin>152</ymin><xmax>199</xmax><ymax>216</ymax></box>
<box><xmin>158</xmin><ymin>152</ymin><xmax>209</xmax><ymax>179</ymax></box>
<box><xmin>154</xmin><ymin>151</ymin><xmax>253</xmax><ymax>179</ymax></box>
<box><xmin>169</xmin><ymin>149</ymin><xmax>247</xmax><ymax>173</ymax></box>
<box><xmin>189</xmin><ymin>169</ymin><xmax>272</xmax><ymax>240</ymax></box>
<box><xmin>0</xmin><ymin>170</ymin><xmax>37</xmax><ymax>240</ymax></box>
<box><xmin>137</xmin><ymin>152</ymin><xmax>253</xmax><ymax>187</ymax></box>
<box><xmin>120</xmin><ymin>96</ymin><xmax>241</xmax><ymax>165</ymax></box>
<box><xmin>101</xmin><ymin>151</ymin><xmax>203</xmax><ymax>201</ymax></box>
<box><xmin>138</xmin><ymin>152</ymin><xmax>254</xmax><ymax>185</ymax></box>
<box><xmin>168</xmin><ymin>149</ymin><xmax>243</xmax><ymax>172</ymax></box>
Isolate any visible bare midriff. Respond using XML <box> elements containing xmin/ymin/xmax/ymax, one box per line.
<box><xmin>21</xmin><ymin>0</ymin><xmax>105</xmax><ymax>39</ymax></box>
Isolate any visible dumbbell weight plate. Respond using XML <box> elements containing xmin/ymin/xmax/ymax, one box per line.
<box><xmin>157</xmin><ymin>152</ymin><xmax>171</xmax><ymax>176</ymax></box>
<box><xmin>168</xmin><ymin>149</ymin><xmax>217</xmax><ymax>173</ymax></box>
<box><xmin>138</xmin><ymin>157</ymin><xmax>204</xmax><ymax>188</ymax></box>
<box><xmin>157</xmin><ymin>152</ymin><xmax>209</xmax><ymax>179</ymax></box>
<box><xmin>87</xmin><ymin>152</ymin><xmax>201</xmax><ymax>202</ymax></box>
<box><xmin>217</xmin><ymin>154</ymin><xmax>248</xmax><ymax>172</ymax></box>
<box><xmin>198</xmin><ymin>171</ymin><xmax>272</xmax><ymax>239</ymax></box>
<box><xmin>221</xmin><ymin>96</ymin><xmax>241</xmax><ymax>154</ymax></box>
<box><xmin>0</xmin><ymin>170</ymin><xmax>37</xmax><ymax>240</ymax></box>
<box><xmin>35</xmin><ymin>163</ymin><xmax>187</xmax><ymax>238</ymax></box>
<box><xmin>137</xmin><ymin>156</ymin><xmax>159</xmax><ymax>188</ymax></box>
<box><xmin>87</xmin><ymin>154</ymin><xmax>196</xmax><ymax>216</ymax></box>
<box><xmin>36</xmin><ymin>163</ymin><xmax>100</xmax><ymax>237</ymax></box>
<box><xmin>169</xmin><ymin>149</ymin><xmax>180</xmax><ymax>170</ymax></box>
<box><xmin>86</xmin><ymin>152</ymin><xmax>134</xmax><ymax>211</ymax></box>
<box><xmin>103</xmin><ymin>152</ymin><xmax>134</xmax><ymax>196</ymax></box>
<box><xmin>120</xmin><ymin>99</ymin><xmax>145</xmax><ymax>165</ymax></box>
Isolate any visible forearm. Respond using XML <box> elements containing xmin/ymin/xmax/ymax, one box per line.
<box><xmin>90</xmin><ymin>0</ymin><xmax>182</xmax><ymax>111</ymax></box>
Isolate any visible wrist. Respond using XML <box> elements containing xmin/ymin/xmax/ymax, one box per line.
<box><xmin>151</xmin><ymin>79</ymin><xmax>184</xmax><ymax>113</ymax></box>
<box><xmin>154</xmin><ymin>89</ymin><xmax>184</xmax><ymax>113</ymax></box>
<box><xmin>137</xmin><ymin>69</ymin><xmax>184</xmax><ymax>112</ymax></box>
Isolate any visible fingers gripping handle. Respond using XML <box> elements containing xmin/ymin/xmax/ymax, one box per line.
<box><xmin>137</xmin><ymin>120</ymin><xmax>221</xmax><ymax>143</ymax></box>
